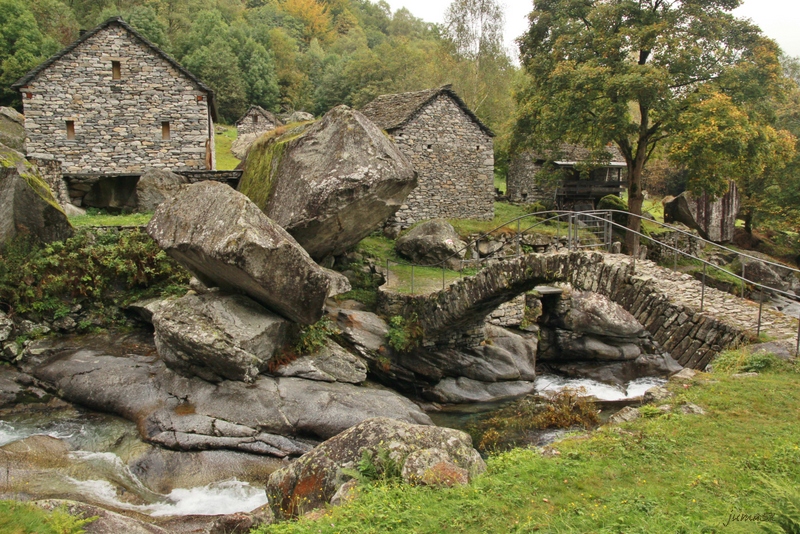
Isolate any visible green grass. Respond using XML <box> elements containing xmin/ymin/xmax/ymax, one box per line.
<box><xmin>448</xmin><ymin>202</ymin><xmax>531</xmax><ymax>237</ymax></box>
<box><xmin>0</xmin><ymin>501</ymin><xmax>97</xmax><ymax>533</ymax></box>
<box><xmin>258</xmin><ymin>358</ymin><xmax>800</xmax><ymax>533</ymax></box>
<box><xmin>69</xmin><ymin>210</ymin><xmax>153</xmax><ymax>227</ymax></box>
<box><xmin>494</xmin><ymin>173</ymin><xmax>506</xmax><ymax>195</ymax></box>
<box><xmin>215</xmin><ymin>124</ymin><xmax>241</xmax><ymax>171</ymax></box>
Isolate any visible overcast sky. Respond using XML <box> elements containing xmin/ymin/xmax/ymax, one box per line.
<box><xmin>382</xmin><ymin>0</ymin><xmax>800</xmax><ymax>61</ymax></box>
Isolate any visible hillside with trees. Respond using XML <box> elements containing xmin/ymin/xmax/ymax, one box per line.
<box><xmin>0</xmin><ymin>0</ymin><xmax>517</xmax><ymax>137</ymax></box>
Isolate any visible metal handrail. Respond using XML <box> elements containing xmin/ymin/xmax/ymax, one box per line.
<box><xmin>383</xmin><ymin>209</ymin><xmax>800</xmax><ymax>355</ymax></box>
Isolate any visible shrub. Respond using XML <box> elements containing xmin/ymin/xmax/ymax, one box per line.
<box><xmin>0</xmin><ymin>228</ymin><xmax>189</xmax><ymax>326</ymax></box>
<box><xmin>386</xmin><ymin>314</ymin><xmax>423</xmax><ymax>353</ymax></box>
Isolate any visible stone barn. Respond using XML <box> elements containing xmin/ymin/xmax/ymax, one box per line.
<box><xmin>12</xmin><ymin>16</ymin><xmax>217</xmax><ymax>177</ymax></box>
<box><xmin>507</xmin><ymin>144</ymin><xmax>626</xmax><ymax>210</ymax></box>
<box><xmin>360</xmin><ymin>85</ymin><xmax>494</xmax><ymax>227</ymax></box>
<box><xmin>236</xmin><ymin>105</ymin><xmax>282</xmax><ymax>137</ymax></box>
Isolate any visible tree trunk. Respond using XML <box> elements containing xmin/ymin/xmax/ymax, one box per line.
<box><xmin>625</xmin><ymin>146</ymin><xmax>647</xmax><ymax>255</ymax></box>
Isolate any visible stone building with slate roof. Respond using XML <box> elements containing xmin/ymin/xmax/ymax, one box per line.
<box><xmin>360</xmin><ymin>85</ymin><xmax>494</xmax><ymax>226</ymax></box>
<box><xmin>507</xmin><ymin>144</ymin><xmax>627</xmax><ymax>209</ymax></box>
<box><xmin>12</xmin><ymin>17</ymin><xmax>217</xmax><ymax>175</ymax></box>
<box><xmin>236</xmin><ymin>105</ymin><xmax>282</xmax><ymax>136</ymax></box>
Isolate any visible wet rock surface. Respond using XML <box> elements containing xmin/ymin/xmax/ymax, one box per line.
<box><xmin>266</xmin><ymin>417</ymin><xmax>485</xmax><ymax>519</ymax></box>
<box><xmin>238</xmin><ymin>105</ymin><xmax>416</xmax><ymax>260</ymax></box>
<box><xmin>146</xmin><ymin>181</ymin><xmax>331</xmax><ymax>324</ymax></box>
<box><xmin>29</xmin><ymin>334</ymin><xmax>432</xmax><ymax>458</ymax></box>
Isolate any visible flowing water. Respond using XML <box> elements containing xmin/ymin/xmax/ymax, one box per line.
<box><xmin>429</xmin><ymin>374</ymin><xmax>666</xmax><ymax>447</ymax></box>
<box><xmin>0</xmin><ymin>408</ymin><xmax>268</xmax><ymax>516</ymax></box>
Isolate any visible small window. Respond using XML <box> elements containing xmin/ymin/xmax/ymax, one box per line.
<box><xmin>253</xmin><ymin>115</ymin><xmax>258</xmax><ymax>124</ymax></box>
<box><xmin>161</xmin><ymin>121</ymin><xmax>170</xmax><ymax>140</ymax></box>
<box><xmin>112</xmin><ymin>61</ymin><xmax>121</xmax><ymax>80</ymax></box>
<box><xmin>66</xmin><ymin>120</ymin><xmax>75</xmax><ymax>140</ymax></box>
<box><xmin>426</xmin><ymin>144</ymin><xmax>433</xmax><ymax>150</ymax></box>
<box><xmin>476</xmin><ymin>145</ymin><xmax>481</xmax><ymax>151</ymax></box>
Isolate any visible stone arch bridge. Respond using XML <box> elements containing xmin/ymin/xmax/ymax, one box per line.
<box><xmin>378</xmin><ymin>251</ymin><xmax>799</xmax><ymax>370</ymax></box>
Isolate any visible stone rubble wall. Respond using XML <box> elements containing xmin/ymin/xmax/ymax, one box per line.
<box><xmin>236</xmin><ymin>109</ymin><xmax>279</xmax><ymax>136</ymax></box>
<box><xmin>506</xmin><ymin>153</ymin><xmax>554</xmax><ymax>204</ymax></box>
<box><xmin>487</xmin><ymin>294</ymin><xmax>526</xmax><ymax>327</ymax></box>
<box><xmin>21</xmin><ymin>25</ymin><xmax>212</xmax><ymax>174</ymax></box>
<box><xmin>388</xmin><ymin>95</ymin><xmax>494</xmax><ymax>226</ymax></box>
<box><xmin>28</xmin><ymin>157</ymin><xmax>70</xmax><ymax>208</ymax></box>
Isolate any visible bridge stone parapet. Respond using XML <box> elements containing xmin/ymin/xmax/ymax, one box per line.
<box><xmin>378</xmin><ymin>251</ymin><xmax>780</xmax><ymax>369</ymax></box>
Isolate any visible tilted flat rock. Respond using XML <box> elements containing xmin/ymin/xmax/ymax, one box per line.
<box><xmin>146</xmin><ymin>181</ymin><xmax>331</xmax><ymax>324</ymax></box>
<box><xmin>238</xmin><ymin>105</ymin><xmax>416</xmax><ymax>260</ymax></box>
<box><xmin>266</xmin><ymin>417</ymin><xmax>485</xmax><ymax>519</ymax></box>
<box><xmin>0</xmin><ymin>143</ymin><xmax>73</xmax><ymax>245</ymax></box>
<box><xmin>152</xmin><ymin>292</ymin><xmax>291</xmax><ymax>383</ymax></box>
<box><xmin>273</xmin><ymin>340</ymin><xmax>367</xmax><ymax>383</ymax></box>
<box><xmin>32</xmin><ymin>347</ymin><xmax>431</xmax><ymax>458</ymax></box>
<box><xmin>135</xmin><ymin>167</ymin><xmax>188</xmax><ymax>212</ymax></box>
<box><xmin>424</xmin><ymin>376</ymin><xmax>536</xmax><ymax>404</ymax></box>
<box><xmin>547</xmin><ymin>290</ymin><xmax>645</xmax><ymax>339</ymax></box>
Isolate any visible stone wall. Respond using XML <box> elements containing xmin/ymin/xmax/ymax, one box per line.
<box><xmin>21</xmin><ymin>25</ymin><xmax>213</xmax><ymax>174</ymax></box>
<box><xmin>236</xmin><ymin>109</ymin><xmax>280</xmax><ymax>136</ymax></box>
<box><xmin>389</xmin><ymin>95</ymin><xmax>494</xmax><ymax>226</ymax></box>
<box><xmin>28</xmin><ymin>157</ymin><xmax>70</xmax><ymax>207</ymax></box>
<box><xmin>506</xmin><ymin>152</ymin><xmax>554</xmax><ymax>204</ymax></box>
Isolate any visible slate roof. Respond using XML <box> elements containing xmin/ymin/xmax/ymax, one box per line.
<box><xmin>12</xmin><ymin>16</ymin><xmax>217</xmax><ymax>121</ymax></box>
<box><xmin>529</xmin><ymin>143</ymin><xmax>626</xmax><ymax>165</ymax></box>
<box><xmin>360</xmin><ymin>85</ymin><xmax>494</xmax><ymax>137</ymax></box>
<box><xmin>236</xmin><ymin>105</ymin><xmax>282</xmax><ymax>127</ymax></box>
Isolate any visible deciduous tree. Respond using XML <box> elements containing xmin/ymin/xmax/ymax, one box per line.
<box><xmin>514</xmin><ymin>0</ymin><xmax>794</xmax><ymax>251</ymax></box>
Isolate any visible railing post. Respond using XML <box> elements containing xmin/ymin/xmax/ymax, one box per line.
<box><xmin>567</xmin><ymin>214</ymin><xmax>572</xmax><ymax>251</ymax></box>
<box><xmin>442</xmin><ymin>265</ymin><xmax>445</xmax><ymax>290</ymax></box>
<box><xmin>700</xmin><ymin>263</ymin><xmax>706</xmax><ymax>312</ymax></box>
<box><xmin>411</xmin><ymin>265</ymin><xmax>415</xmax><ymax>295</ymax></box>
<box><xmin>516</xmin><ymin>218</ymin><xmax>521</xmax><ymax>257</ymax></box>
<box><xmin>796</xmin><ymin>314</ymin><xmax>799</xmax><ymax>357</ymax></box>
<box><xmin>673</xmin><ymin>234</ymin><xmax>677</xmax><ymax>271</ymax></box>
<box><xmin>757</xmin><ymin>293</ymin><xmax>764</xmax><ymax>338</ymax></box>
<box><xmin>386</xmin><ymin>259</ymin><xmax>390</xmax><ymax>286</ymax></box>
<box><xmin>741</xmin><ymin>262</ymin><xmax>746</xmax><ymax>298</ymax></box>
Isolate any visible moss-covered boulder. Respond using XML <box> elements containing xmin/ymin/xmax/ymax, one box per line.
<box><xmin>0</xmin><ymin>143</ymin><xmax>73</xmax><ymax>245</ymax></box>
<box><xmin>266</xmin><ymin>417</ymin><xmax>484</xmax><ymax>519</ymax></box>
<box><xmin>0</xmin><ymin>107</ymin><xmax>25</xmax><ymax>152</ymax></box>
<box><xmin>238</xmin><ymin>105</ymin><xmax>416</xmax><ymax>260</ymax></box>
<box><xmin>146</xmin><ymin>181</ymin><xmax>331</xmax><ymax>325</ymax></box>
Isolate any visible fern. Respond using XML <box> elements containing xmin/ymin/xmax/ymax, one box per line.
<box><xmin>757</xmin><ymin>476</ymin><xmax>800</xmax><ymax>534</ymax></box>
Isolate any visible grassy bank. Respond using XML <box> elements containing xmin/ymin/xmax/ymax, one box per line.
<box><xmin>259</xmin><ymin>353</ymin><xmax>800</xmax><ymax>534</ymax></box>
<box><xmin>0</xmin><ymin>501</ymin><xmax>96</xmax><ymax>533</ymax></box>
<box><xmin>215</xmin><ymin>124</ymin><xmax>241</xmax><ymax>170</ymax></box>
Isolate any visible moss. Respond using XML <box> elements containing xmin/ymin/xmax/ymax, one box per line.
<box><xmin>1</xmin><ymin>145</ymin><xmax>67</xmax><ymax>217</ymax></box>
<box><xmin>238</xmin><ymin>122</ymin><xmax>312</xmax><ymax>210</ymax></box>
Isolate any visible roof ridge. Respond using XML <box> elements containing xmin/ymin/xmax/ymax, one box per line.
<box><xmin>12</xmin><ymin>16</ymin><xmax>216</xmax><ymax>120</ymax></box>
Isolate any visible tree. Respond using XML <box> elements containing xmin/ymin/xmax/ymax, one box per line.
<box><xmin>0</xmin><ymin>0</ymin><xmax>59</xmax><ymax>108</ymax></box>
<box><xmin>514</xmin><ymin>0</ymin><xmax>795</xmax><ymax>251</ymax></box>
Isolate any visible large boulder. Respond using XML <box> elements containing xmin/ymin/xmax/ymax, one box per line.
<box><xmin>230</xmin><ymin>132</ymin><xmax>260</xmax><ymax>160</ymax></box>
<box><xmin>135</xmin><ymin>167</ymin><xmax>189</xmax><ymax>212</ymax></box>
<box><xmin>396</xmin><ymin>219</ymin><xmax>467</xmax><ymax>270</ymax></box>
<box><xmin>32</xmin><ymin>342</ymin><xmax>433</xmax><ymax>459</ymax></box>
<box><xmin>0</xmin><ymin>107</ymin><xmax>25</xmax><ymax>151</ymax></box>
<box><xmin>238</xmin><ymin>105</ymin><xmax>416</xmax><ymax>260</ymax></box>
<box><xmin>0</xmin><ymin>144</ymin><xmax>73</xmax><ymax>245</ymax></box>
<box><xmin>272</xmin><ymin>340</ymin><xmax>368</xmax><ymax>384</ymax></box>
<box><xmin>266</xmin><ymin>417</ymin><xmax>485</xmax><ymax>519</ymax></box>
<box><xmin>663</xmin><ymin>181</ymin><xmax>739</xmax><ymax>243</ymax></box>
<box><xmin>146</xmin><ymin>181</ymin><xmax>331</xmax><ymax>324</ymax></box>
<box><xmin>152</xmin><ymin>292</ymin><xmax>292</xmax><ymax>383</ymax></box>
<box><xmin>545</xmin><ymin>289</ymin><xmax>644</xmax><ymax>339</ymax></box>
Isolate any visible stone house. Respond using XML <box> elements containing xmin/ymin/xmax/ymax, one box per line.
<box><xmin>236</xmin><ymin>105</ymin><xmax>282</xmax><ymax>137</ymax></box>
<box><xmin>12</xmin><ymin>17</ymin><xmax>217</xmax><ymax>176</ymax></box>
<box><xmin>360</xmin><ymin>85</ymin><xmax>494</xmax><ymax>226</ymax></box>
<box><xmin>507</xmin><ymin>144</ymin><xmax>626</xmax><ymax>210</ymax></box>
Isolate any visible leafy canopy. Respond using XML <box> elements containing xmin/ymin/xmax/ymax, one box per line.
<box><xmin>514</xmin><ymin>0</ymin><xmax>795</xmax><ymax>246</ymax></box>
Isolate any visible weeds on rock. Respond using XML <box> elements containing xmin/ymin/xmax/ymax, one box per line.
<box><xmin>467</xmin><ymin>389</ymin><xmax>599</xmax><ymax>452</ymax></box>
<box><xmin>341</xmin><ymin>448</ymin><xmax>404</xmax><ymax>484</ymax></box>
<box><xmin>711</xmin><ymin>347</ymin><xmax>798</xmax><ymax>375</ymax></box>
<box><xmin>386</xmin><ymin>314</ymin><xmax>423</xmax><ymax>353</ymax></box>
